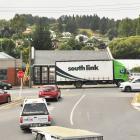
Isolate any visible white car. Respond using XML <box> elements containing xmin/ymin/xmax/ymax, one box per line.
<box><xmin>19</xmin><ymin>98</ymin><xmax>51</xmax><ymax>130</ymax></box>
<box><xmin>119</xmin><ymin>78</ymin><xmax>140</xmax><ymax>92</ymax></box>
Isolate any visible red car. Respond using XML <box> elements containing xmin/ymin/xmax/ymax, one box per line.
<box><xmin>39</xmin><ymin>85</ymin><xmax>61</xmax><ymax>101</ymax></box>
<box><xmin>0</xmin><ymin>89</ymin><xmax>11</xmax><ymax>104</ymax></box>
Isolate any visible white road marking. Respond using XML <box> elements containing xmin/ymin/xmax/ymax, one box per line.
<box><xmin>70</xmin><ymin>94</ymin><xmax>86</xmax><ymax>125</ymax></box>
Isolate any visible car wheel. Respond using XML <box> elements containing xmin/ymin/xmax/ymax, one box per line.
<box><xmin>125</xmin><ymin>86</ymin><xmax>131</xmax><ymax>92</ymax></box>
<box><xmin>3</xmin><ymin>86</ymin><xmax>8</xmax><ymax>90</ymax></box>
<box><xmin>55</xmin><ymin>96</ymin><xmax>59</xmax><ymax>101</ymax></box>
<box><xmin>7</xmin><ymin>97</ymin><xmax>11</xmax><ymax>103</ymax></box>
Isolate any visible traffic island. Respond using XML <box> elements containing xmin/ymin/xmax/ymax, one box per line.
<box><xmin>131</xmin><ymin>93</ymin><xmax>140</xmax><ymax>111</ymax></box>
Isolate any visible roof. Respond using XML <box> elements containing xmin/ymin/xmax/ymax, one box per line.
<box><xmin>23</xmin><ymin>98</ymin><xmax>46</xmax><ymax>104</ymax></box>
<box><xmin>0</xmin><ymin>52</ymin><xmax>15</xmax><ymax>59</ymax></box>
<box><xmin>34</xmin><ymin>49</ymin><xmax>112</xmax><ymax>65</ymax></box>
<box><xmin>31</xmin><ymin>126</ymin><xmax>102</xmax><ymax>139</ymax></box>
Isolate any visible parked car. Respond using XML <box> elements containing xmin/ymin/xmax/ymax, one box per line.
<box><xmin>0</xmin><ymin>81</ymin><xmax>12</xmax><ymax>90</ymax></box>
<box><xmin>20</xmin><ymin>98</ymin><xmax>52</xmax><ymax>130</ymax></box>
<box><xmin>120</xmin><ymin>78</ymin><xmax>140</xmax><ymax>92</ymax></box>
<box><xmin>39</xmin><ymin>85</ymin><xmax>61</xmax><ymax>101</ymax></box>
<box><xmin>0</xmin><ymin>89</ymin><xmax>11</xmax><ymax>103</ymax></box>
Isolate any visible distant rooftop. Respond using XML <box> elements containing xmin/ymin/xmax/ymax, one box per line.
<box><xmin>34</xmin><ymin>49</ymin><xmax>112</xmax><ymax>65</ymax></box>
<box><xmin>0</xmin><ymin>52</ymin><xmax>15</xmax><ymax>59</ymax></box>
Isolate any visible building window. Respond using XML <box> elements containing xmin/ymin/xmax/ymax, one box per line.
<box><xmin>49</xmin><ymin>67</ymin><xmax>55</xmax><ymax>83</ymax></box>
<box><xmin>42</xmin><ymin>67</ymin><xmax>48</xmax><ymax>84</ymax></box>
<box><xmin>34</xmin><ymin>67</ymin><xmax>41</xmax><ymax>84</ymax></box>
<box><xmin>0</xmin><ymin>69</ymin><xmax>7</xmax><ymax>80</ymax></box>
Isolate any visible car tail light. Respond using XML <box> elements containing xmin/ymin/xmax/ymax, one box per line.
<box><xmin>20</xmin><ymin>116</ymin><xmax>23</xmax><ymax>123</ymax></box>
<box><xmin>48</xmin><ymin>115</ymin><xmax>52</xmax><ymax>122</ymax></box>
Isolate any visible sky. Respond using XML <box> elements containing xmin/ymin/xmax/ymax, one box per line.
<box><xmin>0</xmin><ymin>0</ymin><xmax>140</xmax><ymax>20</ymax></box>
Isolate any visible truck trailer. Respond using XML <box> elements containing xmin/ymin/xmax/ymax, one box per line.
<box><xmin>55</xmin><ymin>60</ymin><xmax>128</xmax><ymax>88</ymax></box>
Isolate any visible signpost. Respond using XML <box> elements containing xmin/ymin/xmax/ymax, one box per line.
<box><xmin>17</xmin><ymin>71</ymin><xmax>24</xmax><ymax>97</ymax></box>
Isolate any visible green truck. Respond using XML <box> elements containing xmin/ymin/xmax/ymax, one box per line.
<box><xmin>55</xmin><ymin>59</ymin><xmax>129</xmax><ymax>88</ymax></box>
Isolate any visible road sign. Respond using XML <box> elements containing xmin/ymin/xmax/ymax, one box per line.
<box><xmin>17</xmin><ymin>70</ymin><xmax>24</xmax><ymax>79</ymax></box>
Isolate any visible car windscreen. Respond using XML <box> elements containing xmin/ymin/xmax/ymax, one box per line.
<box><xmin>22</xmin><ymin>103</ymin><xmax>49</xmax><ymax>116</ymax></box>
<box><xmin>42</xmin><ymin>86</ymin><xmax>55</xmax><ymax>92</ymax></box>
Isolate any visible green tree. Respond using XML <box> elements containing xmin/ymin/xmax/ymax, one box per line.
<box><xmin>99</xmin><ymin>17</ymin><xmax>109</xmax><ymax>34</ymax></box>
<box><xmin>32</xmin><ymin>18</ymin><xmax>53</xmax><ymax>50</ymax></box>
<box><xmin>65</xmin><ymin>19</ymin><xmax>77</xmax><ymax>34</ymax></box>
<box><xmin>118</xmin><ymin>18</ymin><xmax>135</xmax><ymax>37</ymax></box>
<box><xmin>109</xmin><ymin>36</ymin><xmax>140</xmax><ymax>59</ymax></box>
<box><xmin>58</xmin><ymin>38</ymin><xmax>83</xmax><ymax>50</ymax></box>
<box><xmin>136</xmin><ymin>16</ymin><xmax>140</xmax><ymax>35</ymax></box>
<box><xmin>0</xmin><ymin>38</ymin><xmax>20</xmax><ymax>58</ymax></box>
<box><xmin>106</xmin><ymin>28</ymin><xmax>118</xmax><ymax>40</ymax></box>
<box><xmin>131</xmin><ymin>67</ymin><xmax>140</xmax><ymax>73</ymax></box>
<box><xmin>10</xmin><ymin>14</ymin><xmax>26</xmax><ymax>34</ymax></box>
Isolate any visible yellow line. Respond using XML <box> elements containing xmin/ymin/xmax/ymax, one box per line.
<box><xmin>132</xmin><ymin>93</ymin><xmax>140</xmax><ymax>104</ymax></box>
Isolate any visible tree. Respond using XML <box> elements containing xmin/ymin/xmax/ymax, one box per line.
<box><xmin>32</xmin><ymin>18</ymin><xmax>53</xmax><ymax>50</ymax></box>
<box><xmin>99</xmin><ymin>17</ymin><xmax>109</xmax><ymax>34</ymax></box>
<box><xmin>10</xmin><ymin>14</ymin><xmax>26</xmax><ymax>34</ymax></box>
<box><xmin>0</xmin><ymin>38</ymin><xmax>20</xmax><ymax>58</ymax></box>
<box><xmin>106</xmin><ymin>28</ymin><xmax>118</xmax><ymax>40</ymax></box>
<box><xmin>58</xmin><ymin>38</ymin><xmax>83</xmax><ymax>50</ymax></box>
<box><xmin>90</xmin><ymin>15</ymin><xmax>100</xmax><ymax>31</ymax></box>
<box><xmin>136</xmin><ymin>16</ymin><xmax>140</xmax><ymax>35</ymax></box>
<box><xmin>118</xmin><ymin>18</ymin><xmax>135</xmax><ymax>37</ymax></box>
<box><xmin>109</xmin><ymin>36</ymin><xmax>140</xmax><ymax>59</ymax></box>
<box><xmin>65</xmin><ymin>19</ymin><xmax>77</xmax><ymax>34</ymax></box>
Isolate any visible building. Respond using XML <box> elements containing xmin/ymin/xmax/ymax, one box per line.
<box><xmin>32</xmin><ymin>48</ymin><xmax>112</xmax><ymax>85</ymax></box>
<box><xmin>0</xmin><ymin>52</ymin><xmax>22</xmax><ymax>85</ymax></box>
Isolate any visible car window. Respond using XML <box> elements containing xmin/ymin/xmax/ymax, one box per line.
<box><xmin>0</xmin><ymin>89</ymin><xmax>4</xmax><ymax>94</ymax></box>
<box><xmin>42</xmin><ymin>86</ymin><xmax>55</xmax><ymax>91</ymax></box>
<box><xmin>134</xmin><ymin>79</ymin><xmax>140</xmax><ymax>83</ymax></box>
<box><xmin>22</xmin><ymin>103</ymin><xmax>49</xmax><ymax>115</ymax></box>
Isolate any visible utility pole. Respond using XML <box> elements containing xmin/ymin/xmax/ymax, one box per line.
<box><xmin>28</xmin><ymin>38</ymin><xmax>32</xmax><ymax>88</ymax></box>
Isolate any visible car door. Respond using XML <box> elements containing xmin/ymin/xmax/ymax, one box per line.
<box><xmin>131</xmin><ymin>79</ymin><xmax>140</xmax><ymax>91</ymax></box>
<box><xmin>0</xmin><ymin>82</ymin><xmax>2</xmax><ymax>89</ymax></box>
<box><xmin>0</xmin><ymin>90</ymin><xmax>5</xmax><ymax>103</ymax></box>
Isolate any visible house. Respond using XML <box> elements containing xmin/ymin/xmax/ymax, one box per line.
<box><xmin>75</xmin><ymin>34</ymin><xmax>88</xmax><ymax>43</ymax></box>
<box><xmin>0</xmin><ymin>52</ymin><xmax>22</xmax><ymax>85</ymax></box>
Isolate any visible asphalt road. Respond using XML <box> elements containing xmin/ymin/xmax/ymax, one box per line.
<box><xmin>0</xmin><ymin>86</ymin><xmax>140</xmax><ymax>140</ymax></box>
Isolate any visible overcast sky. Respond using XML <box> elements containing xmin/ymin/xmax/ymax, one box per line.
<box><xmin>0</xmin><ymin>0</ymin><xmax>140</xmax><ymax>20</ymax></box>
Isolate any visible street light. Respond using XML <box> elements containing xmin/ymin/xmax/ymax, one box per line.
<box><xmin>27</xmin><ymin>38</ymin><xmax>32</xmax><ymax>88</ymax></box>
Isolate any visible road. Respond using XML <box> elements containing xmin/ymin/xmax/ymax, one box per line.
<box><xmin>0</xmin><ymin>86</ymin><xmax>140</xmax><ymax>140</ymax></box>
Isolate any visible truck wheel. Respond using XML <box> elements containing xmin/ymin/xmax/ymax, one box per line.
<box><xmin>125</xmin><ymin>86</ymin><xmax>131</xmax><ymax>92</ymax></box>
<box><xmin>3</xmin><ymin>86</ymin><xmax>8</xmax><ymax>90</ymax></box>
<box><xmin>74</xmin><ymin>81</ymin><xmax>83</xmax><ymax>88</ymax></box>
<box><xmin>115</xmin><ymin>80</ymin><xmax>123</xmax><ymax>87</ymax></box>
